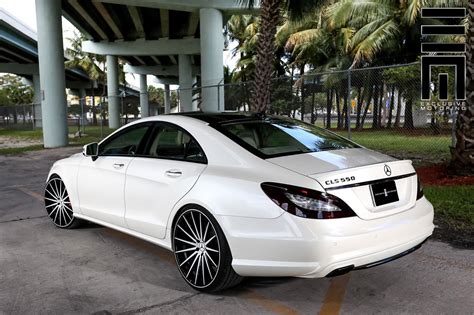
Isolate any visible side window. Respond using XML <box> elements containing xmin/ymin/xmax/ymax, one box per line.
<box><xmin>99</xmin><ymin>124</ymin><xmax>150</xmax><ymax>156</ymax></box>
<box><xmin>145</xmin><ymin>124</ymin><xmax>206</xmax><ymax>163</ymax></box>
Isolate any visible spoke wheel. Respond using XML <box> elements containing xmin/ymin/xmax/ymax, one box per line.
<box><xmin>173</xmin><ymin>209</ymin><xmax>221</xmax><ymax>289</ymax></box>
<box><xmin>44</xmin><ymin>176</ymin><xmax>75</xmax><ymax>228</ymax></box>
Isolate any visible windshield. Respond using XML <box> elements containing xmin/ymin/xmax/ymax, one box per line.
<box><xmin>219</xmin><ymin>118</ymin><xmax>359</xmax><ymax>158</ymax></box>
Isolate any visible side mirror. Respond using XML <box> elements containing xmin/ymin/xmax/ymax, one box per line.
<box><xmin>83</xmin><ymin>142</ymin><xmax>98</xmax><ymax>161</ymax></box>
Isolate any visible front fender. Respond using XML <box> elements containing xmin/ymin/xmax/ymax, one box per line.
<box><xmin>46</xmin><ymin>154</ymin><xmax>84</xmax><ymax>214</ymax></box>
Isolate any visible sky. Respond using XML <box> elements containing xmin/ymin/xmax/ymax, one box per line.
<box><xmin>0</xmin><ymin>0</ymin><xmax>238</xmax><ymax>89</ymax></box>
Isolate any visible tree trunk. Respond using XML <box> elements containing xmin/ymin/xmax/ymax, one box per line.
<box><xmin>378</xmin><ymin>84</ymin><xmax>384</xmax><ymax>127</ymax></box>
<box><xmin>450</xmin><ymin>2</ymin><xmax>474</xmax><ymax>174</ymax></box>
<box><xmin>22</xmin><ymin>105</ymin><xmax>26</xmax><ymax>124</ymax></box>
<box><xmin>372</xmin><ymin>84</ymin><xmax>380</xmax><ymax>129</ymax></box>
<box><xmin>300</xmin><ymin>64</ymin><xmax>305</xmax><ymax>121</ymax></box>
<box><xmin>13</xmin><ymin>105</ymin><xmax>18</xmax><ymax>124</ymax></box>
<box><xmin>360</xmin><ymin>85</ymin><xmax>373</xmax><ymax>130</ymax></box>
<box><xmin>355</xmin><ymin>87</ymin><xmax>364</xmax><ymax>129</ymax></box>
<box><xmin>404</xmin><ymin>97</ymin><xmax>414</xmax><ymax>130</ymax></box>
<box><xmin>91</xmin><ymin>81</ymin><xmax>97</xmax><ymax>125</ymax></box>
<box><xmin>336</xmin><ymin>89</ymin><xmax>342</xmax><ymax>129</ymax></box>
<box><xmin>342</xmin><ymin>89</ymin><xmax>348</xmax><ymax>129</ymax></box>
<box><xmin>394</xmin><ymin>89</ymin><xmax>402</xmax><ymax>128</ymax></box>
<box><xmin>310</xmin><ymin>77</ymin><xmax>316</xmax><ymax>124</ymax></box>
<box><xmin>252</xmin><ymin>0</ymin><xmax>280</xmax><ymax>113</ymax></box>
<box><xmin>387</xmin><ymin>86</ymin><xmax>395</xmax><ymax>128</ymax></box>
<box><xmin>326</xmin><ymin>89</ymin><xmax>333</xmax><ymax>128</ymax></box>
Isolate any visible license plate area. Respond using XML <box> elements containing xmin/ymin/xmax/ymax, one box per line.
<box><xmin>370</xmin><ymin>180</ymin><xmax>399</xmax><ymax>206</ymax></box>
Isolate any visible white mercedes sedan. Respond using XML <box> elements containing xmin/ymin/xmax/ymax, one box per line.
<box><xmin>44</xmin><ymin>113</ymin><xmax>434</xmax><ymax>292</ymax></box>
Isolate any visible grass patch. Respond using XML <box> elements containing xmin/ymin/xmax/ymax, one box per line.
<box><xmin>333</xmin><ymin>129</ymin><xmax>451</xmax><ymax>165</ymax></box>
<box><xmin>0</xmin><ymin>144</ymin><xmax>44</xmax><ymax>155</ymax></box>
<box><xmin>425</xmin><ymin>185</ymin><xmax>474</xmax><ymax>225</ymax></box>
<box><xmin>0</xmin><ymin>128</ymin><xmax>43</xmax><ymax>140</ymax></box>
<box><xmin>424</xmin><ymin>185</ymin><xmax>474</xmax><ymax>248</ymax></box>
<box><xmin>0</xmin><ymin>126</ymin><xmax>115</xmax><ymax>155</ymax></box>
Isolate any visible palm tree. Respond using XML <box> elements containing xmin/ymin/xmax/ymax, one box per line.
<box><xmin>240</xmin><ymin>0</ymin><xmax>322</xmax><ymax>113</ymax></box>
<box><xmin>451</xmin><ymin>2</ymin><xmax>473</xmax><ymax>174</ymax></box>
<box><xmin>65</xmin><ymin>32</ymin><xmax>105</xmax><ymax>125</ymax></box>
<box><xmin>282</xmin><ymin>8</ymin><xmax>354</xmax><ymax>127</ymax></box>
<box><xmin>227</xmin><ymin>15</ymin><xmax>258</xmax><ymax>82</ymax></box>
<box><xmin>327</xmin><ymin>0</ymin><xmax>464</xmax><ymax>129</ymax></box>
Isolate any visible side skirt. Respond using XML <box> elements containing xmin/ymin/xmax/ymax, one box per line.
<box><xmin>73</xmin><ymin>213</ymin><xmax>173</xmax><ymax>251</ymax></box>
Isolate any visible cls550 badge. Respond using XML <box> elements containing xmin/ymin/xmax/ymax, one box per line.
<box><xmin>325</xmin><ymin>176</ymin><xmax>356</xmax><ymax>186</ymax></box>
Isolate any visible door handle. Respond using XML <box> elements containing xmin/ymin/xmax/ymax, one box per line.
<box><xmin>165</xmin><ymin>169</ymin><xmax>182</xmax><ymax>177</ymax></box>
<box><xmin>113</xmin><ymin>163</ymin><xmax>125</xmax><ymax>169</ymax></box>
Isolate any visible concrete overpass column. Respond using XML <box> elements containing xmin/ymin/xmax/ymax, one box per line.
<box><xmin>106</xmin><ymin>55</ymin><xmax>120</xmax><ymax>128</ymax></box>
<box><xmin>199</xmin><ymin>8</ymin><xmax>224</xmax><ymax>112</ymax></box>
<box><xmin>35</xmin><ymin>0</ymin><xmax>68</xmax><ymax>147</ymax></box>
<box><xmin>164</xmin><ymin>84</ymin><xmax>171</xmax><ymax>114</ymax></box>
<box><xmin>32</xmin><ymin>74</ymin><xmax>42</xmax><ymax>128</ymax></box>
<box><xmin>178</xmin><ymin>54</ymin><xmax>193</xmax><ymax>112</ymax></box>
<box><xmin>139</xmin><ymin>74</ymin><xmax>149</xmax><ymax>117</ymax></box>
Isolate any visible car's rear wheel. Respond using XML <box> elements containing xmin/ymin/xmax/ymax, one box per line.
<box><xmin>172</xmin><ymin>206</ymin><xmax>242</xmax><ymax>292</ymax></box>
<box><xmin>44</xmin><ymin>175</ymin><xmax>82</xmax><ymax>229</ymax></box>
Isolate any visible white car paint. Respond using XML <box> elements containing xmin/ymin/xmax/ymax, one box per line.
<box><xmin>47</xmin><ymin>114</ymin><xmax>434</xmax><ymax>279</ymax></box>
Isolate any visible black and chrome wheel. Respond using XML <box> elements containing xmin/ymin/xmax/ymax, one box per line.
<box><xmin>44</xmin><ymin>175</ymin><xmax>82</xmax><ymax>229</ymax></box>
<box><xmin>172</xmin><ymin>206</ymin><xmax>242</xmax><ymax>292</ymax></box>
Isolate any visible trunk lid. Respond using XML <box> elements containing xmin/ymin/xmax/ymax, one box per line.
<box><xmin>267</xmin><ymin>149</ymin><xmax>417</xmax><ymax>220</ymax></box>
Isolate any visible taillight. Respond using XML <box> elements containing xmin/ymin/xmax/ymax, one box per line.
<box><xmin>416</xmin><ymin>176</ymin><xmax>424</xmax><ymax>200</ymax></box>
<box><xmin>261</xmin><ymin>182</ymin><xmax>357</xmax><ymax>219</ymax></box>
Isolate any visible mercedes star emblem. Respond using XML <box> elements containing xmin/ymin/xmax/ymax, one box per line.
<box><xmin>384</xmin><ymin>164</ymin><xmax>392</xmax><ymax>176</ymax></box>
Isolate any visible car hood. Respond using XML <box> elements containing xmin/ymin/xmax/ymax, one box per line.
<box><xmin>267</xmin><ymin>148</ymin><xmax>396</xmax><ymax>176</ymax></box>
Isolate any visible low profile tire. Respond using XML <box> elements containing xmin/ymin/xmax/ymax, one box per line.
<box><xmin>44</xmin><ymin>175</ymin><xmax>83</xmax><ymax>229</ymax></box>
<box><xmin>172</xmin><ymin>205</ymin><xmax>243</xmax><ymax>292</ymax></box>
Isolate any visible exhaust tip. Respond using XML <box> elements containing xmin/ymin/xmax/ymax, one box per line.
<box><xmin>326</xmin><ymin>265</ymin><xmax>354</xmax><ymax>278</ymax></box>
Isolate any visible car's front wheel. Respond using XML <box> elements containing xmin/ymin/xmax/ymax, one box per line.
<box><xmin>172</xmin><ymin>206</ymin><xmax>242</xmax><ymax>292</ymax></box>
<box><xmin>44</xmin><ymin>175</ymin><xmax>83</xmax><ymax>229</ymax></box>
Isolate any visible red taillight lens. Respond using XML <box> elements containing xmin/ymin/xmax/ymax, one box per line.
<box><xmin>416</xmin><ymin>175</ymin><xmax>424</xmax><ymax>200</ymax></box>
<box><xmin>261</xmin><ymin>182</ymin><xmax>357</xmax><ymax>219</ymax></box>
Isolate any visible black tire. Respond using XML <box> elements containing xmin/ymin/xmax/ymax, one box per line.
<box><xmin>44</xmin><ymin>175</ymin><xmax>84</xmax><ymax>229</ymax></box>
<box><xmin>172</xmin><ymin>205</ymin><xmax>243</xmax><ymax>292</ymax></box>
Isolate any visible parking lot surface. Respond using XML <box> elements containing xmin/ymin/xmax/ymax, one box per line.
<box><xmin>0</xmin><ymin>148</ymin><xmax>473</xmax><ymax>314</ymax></box>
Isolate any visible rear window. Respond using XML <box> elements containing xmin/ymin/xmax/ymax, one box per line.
<box><xmin>219</xmin><ymin>118</ymin><xmax>359</xmax><ymax>158</ymax></box>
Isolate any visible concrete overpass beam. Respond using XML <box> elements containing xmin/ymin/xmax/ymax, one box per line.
<box><xmin>199</xmin><ymin>8</ymin><xmax>224</xmax><ymax>112</ymax></box>
<box><xmin>82</xmin><ymin>38</ymin><xmax>200</xmax><ymax>56</ymax></box>
<box><xmin>35</xmin><ymin>0</ymin><xmax>68</xmax><ymax>147</ymax></box>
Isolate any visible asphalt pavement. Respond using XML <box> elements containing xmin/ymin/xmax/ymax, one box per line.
<box><xmin>0</xmin><ymin>148</ymin><xmax>473</xmax><ymax>314</ymax></box>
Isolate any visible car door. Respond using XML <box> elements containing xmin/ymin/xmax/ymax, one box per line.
<box><xmin>77</xmin><ymin>123</ymin><xmax>152</xmax><ymax>227</ymax></box>
<box><xmin>124</xmin><ymin>122</ymin><xmax>207</xmax><ymax>239</ymax></box>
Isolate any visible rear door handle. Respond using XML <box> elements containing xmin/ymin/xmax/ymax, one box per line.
<box><xmin>165</xmin><ymin>169</ymin><xmax>182</xmax><ymax>177</ymax></box>
<box><xmin>113</xmin><ymin>163</ymin><xmax>125</xmax><ymax>169</ymax></box>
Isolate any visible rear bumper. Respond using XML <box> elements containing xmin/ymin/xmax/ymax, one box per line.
<box><xmin>217</xmin><ymin>197</ymin><xmax>434</xmax><ymax>278</ymax></box>
<box><xmin>325</xmin><ymin>237</ymin><xmax>428</xmax><ymax>277</ymax></box>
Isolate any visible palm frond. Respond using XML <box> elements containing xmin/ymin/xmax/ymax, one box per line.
<box><xmin>401</xmin><ymin>0</ymin><xmax>420</xmax><ymax>26</ymax></box>
<box><xmin>326</xmin><ymin>0</ymin><xmax>394</xmax><ymax>30</ymax></box>
<box><xmin>286</xmin><ymin>28</ymin><xmax>323</xmax><ymax>50</ymax></box>
<box><xmin>351</xmin><ymin>19</ymin><xmax>400</xmax><ymax>67</ymax></box>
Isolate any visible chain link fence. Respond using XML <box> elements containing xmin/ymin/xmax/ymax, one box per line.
<box><xmin>179</xmin><ymin>63</ymin><xmax>456</xmax><ymax>165</ymax></box>
<box><xmin>0</xmin><ymin>63</ymin><xmax>457</xmax><ymax>165</ymax></box>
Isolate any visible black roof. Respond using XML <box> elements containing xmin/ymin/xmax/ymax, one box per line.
<box><xmin>173</xmin><ymin>112</ymin><xmax>265</xmax><ymax>124</ymax></box>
